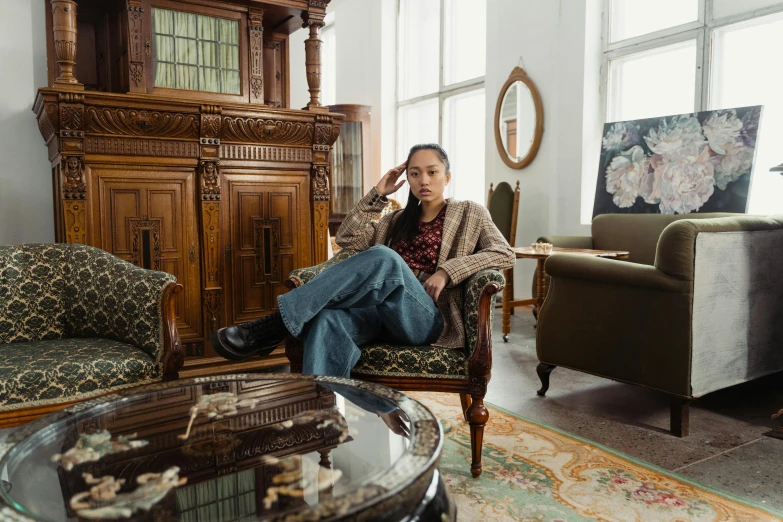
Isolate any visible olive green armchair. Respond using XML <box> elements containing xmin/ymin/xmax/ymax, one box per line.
<box><xmin>535</xmin><ymin>214</ymin><xmax>783</xmax><ymax>436</ymax></box>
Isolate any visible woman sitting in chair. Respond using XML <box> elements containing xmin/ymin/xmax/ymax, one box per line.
<box><xmin>211</xmin><ymin>143</ymin><xmax>515</xmax><ymax>377</ymax></box>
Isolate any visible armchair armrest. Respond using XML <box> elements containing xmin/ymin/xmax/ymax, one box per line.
<box><xmin>65</xmin><ymin>247</ymin><xmax>182</xmax><ymax>376</ymax></box>
<box><xmin>532</xmin><ymin>235</ymin><xmax>594</xmax><ymax>297</ymax></box>
<box><xmin>545</xmin><ymin>254</ymin><xmax>691</xmax><ymax>292</ymax></box>
<box><xmin>285</xmin><ymin>249</ymin><xmax>360</xmax><ymax>289</ymax></box>
<box><xmin>655</xmin><ymin>215</ymin><xmax>783</xmax><ymax>281</ymax></box>
<box><xmin>536</xmin><ymin>235</ymin><xmax>593</xmax><ymax>249</ymax></box>
<box><xmin>463</xmin><ymin>269</ymin><xmax>505</xmax><ymax>360</ymax></box>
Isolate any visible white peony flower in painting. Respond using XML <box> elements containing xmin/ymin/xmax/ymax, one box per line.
<box><xmin>702</xmin><ymin>109</ymin><xmax>743</xmax><ymax>155</ymax></box>
<box><xmin>644</xmin><ymin>115</ymin><xmax>705</xmax><ymax>155</ymax></box>
<box><xmin>605</xmin><ymin>146</ymin><xmax>649</xmax><ymax>207</ymax></box>
<box><xmin>602</xmin><ymin>122</ymin><xmax>640</xmax><ymax>152</ymax></box>
<box><xmin>651</xmin><ymin>144</ymin><xmax>715</xmax><ymax>214</ymax></box>
<box><xmin>714</xmin><ymin>144</ymin><xmax>754</xmax><ymax>190</ymax></box>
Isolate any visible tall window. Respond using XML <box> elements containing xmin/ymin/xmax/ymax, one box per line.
<box><xmin>602</xmin><ymin>0</ymin><xmax>783</xmax><ymax>214</ymax></box>
<box><xmin>152</xmin><ymin>8</ymin><xmax>240</xmax><ymax>94</ymax></box>
<box><xmin>396</xmin><ymin>0</ymin><xmax>486</xmax><ymax>205</ymax></box>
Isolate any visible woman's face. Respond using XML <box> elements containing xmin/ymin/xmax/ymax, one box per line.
<box><xmin>406</xmin><ymin>149</ymin><xmax>451</xmax><ymax>203</ymax></box>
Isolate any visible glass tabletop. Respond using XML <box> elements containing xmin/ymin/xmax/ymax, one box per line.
<box><xmin>0</xmin><ymin>374</ymin><xmax>442</xmax><ymax>522</ymax></box>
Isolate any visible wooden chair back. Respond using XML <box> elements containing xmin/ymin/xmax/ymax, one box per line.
<box><xmin>487</xmin><ymin>181</ymin><xmax>520</xmax><ymax>247</ymax></box>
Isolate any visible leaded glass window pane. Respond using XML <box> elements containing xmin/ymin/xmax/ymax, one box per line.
<box><xmin>152</xmin><ymin>7</ymin><xmax>241</xmax><ymax>94</ymax></box>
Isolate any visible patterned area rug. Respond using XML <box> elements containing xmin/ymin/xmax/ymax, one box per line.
<box><xmin>410</xmin><ymin>392</ymin><xmax>783</xmax><ymax>522</ymax></box>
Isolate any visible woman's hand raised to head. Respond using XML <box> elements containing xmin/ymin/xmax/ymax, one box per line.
<box><xmin>375</xmin><ymin>162</ymin><xmax>407</xmax><ymax>196</ymax></box>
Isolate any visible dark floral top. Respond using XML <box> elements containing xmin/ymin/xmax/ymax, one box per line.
<box><xmin>391</xmin><ymin>205</ymin><xmax>447</xmax><ymax>275</ymax></box>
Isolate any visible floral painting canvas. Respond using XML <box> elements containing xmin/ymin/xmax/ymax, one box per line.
<box><xmin>592</xmin><ymin>106</ymin><xmax>762</xmax><ymax>217</ymax></box>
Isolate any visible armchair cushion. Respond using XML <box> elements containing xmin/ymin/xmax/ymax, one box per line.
<box><xmin>352</xmin><ymin>344</ymin><xmax>467</xmax><ymax>378</ymax></box>
<box><xmin>0</xmin><ymin>337</ymin><xmax>159</xmax><ymax>410</ymax></box>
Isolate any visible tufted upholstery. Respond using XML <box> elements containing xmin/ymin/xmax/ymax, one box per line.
<box><xmin>0</xmin><ymin>244</ymin><xmax>178</xmax><ymax>412</ymax></box>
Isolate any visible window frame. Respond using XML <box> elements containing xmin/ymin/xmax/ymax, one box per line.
<box><xmin>600</xmin><ymin>0</ymin><xmax>783</xmax><ymax>120</ymax></box>
<box><xmin>148</xmin><ymin>0</ymin><xmax>249</xmax><ymax>103</ymax></box>
<box><xmin>395</xmin><ymin>0</ymin><xmax>486</xmax><ymax>164</ymax></box>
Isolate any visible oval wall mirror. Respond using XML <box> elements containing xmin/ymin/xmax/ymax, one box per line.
<box><xmin>494</xmin><ymin>67</ymin><xmax>544</xmax><ymax>169</ymax></box>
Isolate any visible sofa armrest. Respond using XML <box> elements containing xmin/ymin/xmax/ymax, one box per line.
<box><xmin>463</xmin><ymin>269</ymin><xmax>505</xmax><ymax>359</ymax></box>
<box><xmin>286</xmin><ymin>249</ymin><xmax>360</xmax><ymax>288</ymax></box>
<box><xmin>536</xmin><ymin>235</ymin><xmax>594</xmax><ymax>249</ymax></box>
<box><xmin>65</xmin><ymin>247</ymin><xmax>179</xmax><ymax>370</ymax></box>
<box><xmin>545</xmin><ymin>254</ymin><xmax>691</xmax><ymax>293</ymax></box>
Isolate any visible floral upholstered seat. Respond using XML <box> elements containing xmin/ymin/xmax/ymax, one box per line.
<box><xmin>284</xmin><ymin>248</ymin><xmax>505</xmax><ymax>477</ymax></box>
<box><xmin>0</xmin><ymin>244</ymin><xmax>183</xmax><ymax>424</ymax></box>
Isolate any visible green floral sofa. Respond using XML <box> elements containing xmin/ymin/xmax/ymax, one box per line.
<box><xmin>0</xmin><ymin>244</ymin><xmax>183</xmax><ymax>425</ymax></box>
<box><xmin>284</xmin><ymin>248</ymin><xmax>505</xmax><ymax>477</ymax></box>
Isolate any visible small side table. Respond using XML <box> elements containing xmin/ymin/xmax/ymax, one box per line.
<box><xmin>501</xmin><ymin>246</ymin><xmax>630</xmax><ymax>342</ymax></box>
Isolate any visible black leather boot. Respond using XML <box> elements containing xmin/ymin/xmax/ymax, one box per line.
<box><xmin>210</xmin><ymin>312</ymin><xmax>289</xmax><ymax>361</ymax></box>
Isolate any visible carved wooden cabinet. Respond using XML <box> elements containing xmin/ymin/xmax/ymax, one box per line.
<box><xmin>36</xmin><ymin>0</ymin><xmax>340</xmax><ymax>376</ymax></box>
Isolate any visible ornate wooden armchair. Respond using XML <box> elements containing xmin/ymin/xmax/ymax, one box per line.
<box><xmin>283</xmin><ymin>249</ymin><xmax>504</xmax><ymax>477</ymax></box>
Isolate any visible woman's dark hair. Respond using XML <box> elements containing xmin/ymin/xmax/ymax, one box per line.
<box><xmin>385</xmin><ymin>143</ymin><xmax>451</xmax><ymax>247</ymax></box>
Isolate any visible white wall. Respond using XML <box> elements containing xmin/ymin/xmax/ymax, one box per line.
<box><xmin>0</xmin><ymin>0</ymin><xmax>53</xmax><ymax>245</ymax></box>
<box><xmin>485</xmin><ymin>0</ymin><xmax>597</xmax><ymax>296</ymax></box>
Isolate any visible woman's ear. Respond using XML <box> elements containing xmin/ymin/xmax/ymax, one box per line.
<box><xmin>446</xmin><ymin>172</ymin><xmax>452</xmax><ymax>185</ymax></box>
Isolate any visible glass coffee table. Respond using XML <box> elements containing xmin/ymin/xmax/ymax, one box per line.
<box><xmin>0</xmin><ymin>374</ymin><xmax>454</xmax><ymax>521</ymax></box>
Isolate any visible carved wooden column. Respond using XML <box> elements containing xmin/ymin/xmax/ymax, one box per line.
<box><xmin>310</xmin><ymin>113</ymin><xmax>340</xmax><ymax>263</ymax></box>
<box><xmin>126</xmin><ymin>0</ymin><xmax>147</xmax><ymax>93</ymax></box>
<box><xmin>302</xmin><ymin>10</ymin><xmax>327</xmax><ymax>112</ymax></box>
<box><xmin>249</xmin><ymin>8</ymin><xmax>265</xmax><ymax>104</ymax></box>
<box><xmin>59</xmin><ymin>93</ymin><xmax>87</xmax><ymax>244</ymax></box>
<box><xmin>51</xmin><ymin>0</ymin><xmax>83</xmax><ymax>89</ymax></box>
<box><xmin>311</xmin><ymin>163</ymin><xmax>330</xmax><ymax>264</ymax></box>
<box><xmin>200</xmin><ymin>106</ymin><xmax>223</xmax><ymax>338</ymax></box>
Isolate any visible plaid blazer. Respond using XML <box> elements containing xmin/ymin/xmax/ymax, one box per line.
<box><xmin>335</xmin><ymin>187</ymin><xmax>516</xmax><ymax>349</ymax></box>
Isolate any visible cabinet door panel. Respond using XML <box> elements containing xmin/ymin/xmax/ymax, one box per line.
<box><xmin>223</xmin><ymin>172</ymin><xmax>309</xmax><ymax>325</ymax></box>
<box><xmin>92</xmin><ymin>166</ymin><xmax>202</xmax><ymax>340</ymax></box>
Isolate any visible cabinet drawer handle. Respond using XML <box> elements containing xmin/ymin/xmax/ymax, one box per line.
<box><xmin>189</xmin><ymin>244</ymin><xmax>195</xmax><ymax>263</ymax></box>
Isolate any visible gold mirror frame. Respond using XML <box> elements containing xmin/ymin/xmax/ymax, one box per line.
<box><xmin>494</xmin><ymin>66</ymin><xmax>544</xmax><ymax>170</ymax></box>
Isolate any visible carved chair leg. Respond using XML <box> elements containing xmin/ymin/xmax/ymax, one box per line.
<box><xmin>285</xmin><ymin>336</ymin><xmax>304</xmax><ymax>374</ymax></box>
<box><xmin>466</xmin><ymin>395</ymin><xmax>489</xmax><ymax>478</ymax></box>
<box><xmin>536</xmin><ymin>363</ymin><xmax>556</xmax><ymax>396</ymax></box>
<box><xmin>670</xmin><ymin>396</ymin><xmax>690</xmax><ymax>438</ymax></box>
<box><xmin>459</xmin><ymin>394</ymin><xmax>472</xmax><ymax>423</ymax></box>
<box><xmin>508</xmin><ymin>267</ymin><xmax>514</xmax><ymax>315</ymax></box>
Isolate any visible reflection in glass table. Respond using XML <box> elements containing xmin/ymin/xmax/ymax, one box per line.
<box><xmin>0</xmin><ymin>374</ymin><xmax>454</xmax><ymax>521</ymax></box>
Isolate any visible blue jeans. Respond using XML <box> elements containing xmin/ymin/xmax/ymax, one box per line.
<box><xmin>277</xmin><ymin>245</ymin><xmax>444</xmax><ymax>378</ymax></box>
